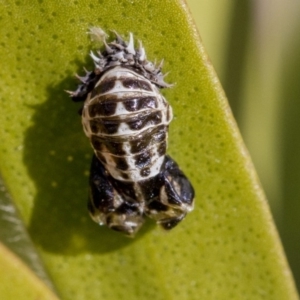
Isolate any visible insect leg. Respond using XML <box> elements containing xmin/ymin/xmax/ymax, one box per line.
<box><xmin>146</xmin><ymin>155</ymin><xmax>194</xmax><ymax>230</ymax></box>
<box><xmin>88</xmin><ymin>155</ymin><xmax>145</xmax><ymax>236</ymax></box>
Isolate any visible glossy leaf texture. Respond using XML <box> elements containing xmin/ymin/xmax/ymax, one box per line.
<box><xmin>0</xmin><ymin>1</ymin><xmax>298</xmax><ymax>299</ymax></box>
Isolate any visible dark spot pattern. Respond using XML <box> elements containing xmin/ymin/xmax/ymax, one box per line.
<box><xmin>123</xmin><ymin>96</ymin><xmax>157</xmax><ymax>111</ymax></box>
<box><xmin>120</xmin><ymin>172</ymin><xmax>129</xmax><ymax>180</ymax></box>
<box><xmin>147</xmin><ymin>200</ymin><xmax>168</xmax><ymax>212</ymax></box>
<box><xmin>127</xmin><ymin>111</ymin><xmax>162</xmax><ymax>131</ymax></box>
<box><xmin>134</xmin><ymin>151</ymin><xmax>151</xmax><ymax>168</ymax></box>
<box><xmin>88</xmin><ymin>101</ymin><xmax>117</xmax><ymax>117</ymax></box>
<box><xmin>89</xmin><ymin>119</ymin><xmax>119</xmax><ymax>134</ymax></box>
<box><xmin>110</xmin><ymin>180</ymin><xmax>137</xmax><ymax>201</ymax></box>
<box><xmin>121</xmin><ymin>77</ymin><xmax>152</xmax><ymax>91</ymax></box>
<box><xmin>91</xmin><ymin>135</ymin><xmax>102</xmax><ymax>150</ymax></box>
<box><xmin>157</xmin><ymin>141</ymin><xmax>167</xmax><ymax>157</ymax></box>
<box><xmin>113</xmin><ymin>157</ymin><xmax>129</xmax><ymax>170</ymax></box>
<box><xmin>118</xmin><ymin>125</ymin><xmax>164</xmax><ymax>145</ymax></box>
<box><xmin>123</xmin><ymin>98</ymin><xmax>139</xmax><ymax>111</ymax></box>
<box><xmin>140</xmin><ymin>168</ymin><xmax>151</xmax><ymax>177</ymax></box>
<box><xmin>105</xmin><ymin>141</ymin><xmax>126</xmax><ymax>155</ymax></box>
<box><xmin>90</xmin><ymin>122</ymin><xmax>99</xmax><ymax>134</ymax></box>
<box><xmin>93</xmin><ymin>77</ymin><xmax>116</xmax><ymax>94</ymax></box>
<box><xmin>160</xmin><ymin>216</ymin><xmax>185</xmax><ymax>230</ymax></box>
<box><xmin>129</xmin><ymin>138</ymin><xmax>148</xmax><ymax>154</ymax></box>
<box><xmin>91</xmin><ymin>136</ymin><xmax>126</xmax><ymax>155</ymax></box>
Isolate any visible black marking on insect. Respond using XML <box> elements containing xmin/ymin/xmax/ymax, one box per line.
<box><xmin>67</xmin><ymin>27</ymin><xmax>195</xmax><ymax>236</ymax></box>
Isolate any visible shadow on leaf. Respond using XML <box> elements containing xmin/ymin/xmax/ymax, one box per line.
<box><xmin>24</xmin><ymin>62</ymin><xmax>154</xmax><ymax>255</ymax></box>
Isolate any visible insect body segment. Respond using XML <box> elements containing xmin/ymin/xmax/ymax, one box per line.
<box><xmin>70</xmin><ymin>28</ymin><xmax>194</xmax><ymax>236</ymax></box>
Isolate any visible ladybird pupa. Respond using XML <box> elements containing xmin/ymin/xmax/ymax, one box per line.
<box><xmin>69</xmin><ymin>28</ymin><xmax>194</xmax><ymax>236</ymax></box>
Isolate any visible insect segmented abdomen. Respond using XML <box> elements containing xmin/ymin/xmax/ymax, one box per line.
<box><xmin>69</xmin><ymin>28</ymin><xmax>194</xmax><ymax>236</ymax></box>
<box><xmin>82</xmin><ymin>66</ymin><xmax>173</xmax><ymax>182</ymax></box>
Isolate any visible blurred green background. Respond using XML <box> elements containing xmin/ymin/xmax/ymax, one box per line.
<box><xmin>187</xmin><ymin>0</ymin><xmax>300</xmax><ymax>292</ymax></box>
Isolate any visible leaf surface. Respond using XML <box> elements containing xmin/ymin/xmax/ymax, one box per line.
<box><xmin>0</xmin><ymin>242</ymin><xmax>58</xmax><ymax>300</ymax></box>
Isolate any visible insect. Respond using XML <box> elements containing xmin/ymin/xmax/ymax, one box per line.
<box><xmin>68</xmin><ymin>27</ymin><xmax>194</xmax><ymax>236</ymax></box>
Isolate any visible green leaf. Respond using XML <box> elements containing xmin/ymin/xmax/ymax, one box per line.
<box><xmin>0</xmin><ymin>242</ymin><xmax>58</xmax><ymax>300</ymax></box>
<box><xmin>0</xmin><ymin>1</ymin><xmax>298</xmax><ymax>299</ymax></box>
